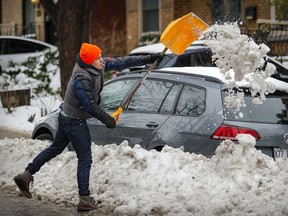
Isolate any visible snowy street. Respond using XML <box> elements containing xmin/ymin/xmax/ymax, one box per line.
<box><xmin>0</xmin><ymin>189</ymin><xmax>77</xmax><ymax>216</ymax></box>
<box><xmin>0</xmin><ymin>129</ymin><xmax>78</xmax><ymax>216</ymax></box>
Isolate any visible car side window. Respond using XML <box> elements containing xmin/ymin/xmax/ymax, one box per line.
<box><xmin>100</xmin><ymin>79</ymin><xmax>137</xmax><ymax>110</ymax></box>
<box><xmin>176</xmin><ymin>85</ymin><xmax>206</xmax><ymax>116</ymax></box>
<box><xmin>178</xmin><ymin>52</ymin><xmax>215</xmax><ymax>67</ymax></box>
<box><xmin>127</xmin><ymin>79</ymin><xmax>177</xmax><ymax>113</ymax></box>
<box><xmin>6</xmin><ymin>39</ymin><xmax>47</xmax><ymax>54</ymax></box>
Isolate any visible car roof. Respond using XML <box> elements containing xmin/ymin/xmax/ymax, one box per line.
<box><xmin>156</xmin><ymin>67</ymin><xmax>288</xmax><ymax>92</ymax></box>
<box><xmin>0</xmin><ymin>35</ymin><xmax>57</xmax><ymax>49</ymax></box>
<box><xmin>129</xmin><ymin>40</ymin><xmax>206</xmax><ymax>55</ymax></box>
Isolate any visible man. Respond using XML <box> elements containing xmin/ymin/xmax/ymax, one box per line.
<box><xmin>13</xmin><ymin>43</ymin><xmax>162</xmax><ymax>212</ymax></box>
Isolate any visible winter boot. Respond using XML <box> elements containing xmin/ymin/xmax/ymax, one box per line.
<box><xmin>77</xmin><ymin>196</ymin><xmax>97</xmax><ymax>212</ymax></box>
<box><xmin>13</xmin><ymin>170</ymin><xmax>34</xmax><ymax>198</ymax></box>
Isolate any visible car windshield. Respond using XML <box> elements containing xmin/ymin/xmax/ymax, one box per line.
<box><xmin>222</xmin><ymin>89</ymin><xmax>288</xmax><ymax>124</ymax></box>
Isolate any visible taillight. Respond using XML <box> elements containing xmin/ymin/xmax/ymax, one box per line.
<box><xmin>211</xmin><ymin>125</ymin><xmax>260</xmax><ymax>141</ymax></box>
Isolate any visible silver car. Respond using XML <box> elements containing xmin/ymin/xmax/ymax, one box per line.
<box><xmin>32</xmin><ymin>67</ymin><xmax>288</xmax><ymax>159</ymax></box>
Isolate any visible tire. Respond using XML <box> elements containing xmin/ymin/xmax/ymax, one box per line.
<box><xmin>153</xmin><ymin>145</ymin><xmax>164</xmax><ymax>152</ymax></box>
<box><xmin>35</xmin><ymin>133</ymin><xmax>54</xmax><ymax>142</ymax></box>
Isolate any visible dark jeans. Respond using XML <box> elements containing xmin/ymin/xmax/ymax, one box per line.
<box><xmin>27</xmin><ymin>112</ymin><xmax>92</xmax><ymax>196</ymax></box>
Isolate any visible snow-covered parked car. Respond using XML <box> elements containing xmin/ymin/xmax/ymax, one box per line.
<box><xmin>32</xmin><ymin>67</ymin><xmax>288</xmax><ymax>159</ymax></box>
<box><xmin>0</xmin><ymin>36</ymin><xmax>57</xmax><ymax>71</ymax></box>
<box><xmin>122</xmin><ymin>40</ymin><xmax>288</xmax><ymax>82</ymax></box>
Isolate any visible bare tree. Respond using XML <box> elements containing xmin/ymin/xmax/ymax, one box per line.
<box><xmin>39</xmin><ymin>0</ymin><xmax>96</xmax><ymax>98</ymax></box>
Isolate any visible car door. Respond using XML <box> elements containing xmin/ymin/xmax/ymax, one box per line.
<box><xmin>148</xmin><ymin>80</ymin><xmax>224</xmax><ymax>156</ymax></box>
<box><xmin>88</xmin><ymin>76</ymin><xmax>180</xmax><ymax>149</ymax></box>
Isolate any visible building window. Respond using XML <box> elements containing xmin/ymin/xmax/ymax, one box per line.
<box><xmin>23</xmin><ymin>0</ymin><xmax>36</xmax><ymax>36</ymax></box>
<box><xmin>212</xmin><ymin>0</ymin><xmax>241</xmax><ymax>22</ymax></box>
<box><xmin>142</xmin><ymin>0</ymin><xmax>159</xmax><ymax>33</ymax></box>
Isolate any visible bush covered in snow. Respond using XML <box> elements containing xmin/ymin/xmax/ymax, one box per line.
<box><xmin>0</xmin><ymin>50</ymin><xmax>61</xmax><ymax>98</ymax></box>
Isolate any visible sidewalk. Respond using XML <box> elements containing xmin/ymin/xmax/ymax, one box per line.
<box><xmin>0</xmin><ymin>189</ymin><xmax>78</xmax><ymax>216</ymax></box>
<box><xmin>0</xmin><ymin>130</ymin><xmax>78</xmax><ymax>216</ymax></box>
<box><xmin>0</xmin><ymin>127</ymin><xmax>30</xmax><ymax>139</ymax></box>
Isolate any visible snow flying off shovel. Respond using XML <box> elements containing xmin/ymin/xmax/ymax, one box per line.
<box><xmin>111</xmin><ymin>12</ymin><xmax>209</xmax><ymax>123</ymax></box>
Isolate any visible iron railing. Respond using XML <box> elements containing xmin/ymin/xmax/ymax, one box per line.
<box><xmin>0</xmin><ymin>22</ymin><xmax>41</xmax><ymax>39</ymax></box>
<box><xmin>243</xmin><ymin>19</ymin><xmax>288</xmax><ymax>63</ymax></box>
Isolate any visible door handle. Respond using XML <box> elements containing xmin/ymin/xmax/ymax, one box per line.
<box><xmin>146</xmin><ymin>122</ymin><xmax>159</xmax><ymax>128</ymax></box>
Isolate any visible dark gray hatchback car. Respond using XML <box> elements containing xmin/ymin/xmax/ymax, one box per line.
<box><xmin>32</xmin><ymin>67</ymin><xmax>288</xmax><ymax>159</ymax></box>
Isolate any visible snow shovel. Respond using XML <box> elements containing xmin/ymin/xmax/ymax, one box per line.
<box><xmin>111</xmin><ymin>12</ymin><xmax>209</xmax><ymax>123</ymax></box>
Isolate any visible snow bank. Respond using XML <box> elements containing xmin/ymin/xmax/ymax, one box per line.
<box><xmin>1</xmin><ymin>137</ymin><xmax>288</xmax><ymax>215</ymax></box>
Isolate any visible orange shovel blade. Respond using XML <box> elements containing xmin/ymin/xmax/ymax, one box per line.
<box><xmin>160</xmin><ymin>12</ymin><xmax>209</xmax><ymax>55</ymax></box>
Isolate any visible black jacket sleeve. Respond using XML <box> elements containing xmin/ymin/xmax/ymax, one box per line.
<box><xmin>104</xmin><ymin>55</ymin><xmax>154</xmax><ymax>71</ymax></box>
<box><xmin>73</xmin><ymin>76</ymin><xmax>115</xmax><ymax>127</ymax></box>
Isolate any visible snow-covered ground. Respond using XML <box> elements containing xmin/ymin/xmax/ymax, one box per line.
<box><xmin>1</xmin><ymin>135</ymin><xmax>288</xmax><ymax>215</ymax></box>
<box><xmin>1</xmin><ymin>23</ymin><xmax>288</xmax><ymax>215</ymax></box>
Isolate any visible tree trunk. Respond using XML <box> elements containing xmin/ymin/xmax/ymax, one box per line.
<box><xmin>39</xmin><ymin>0</ymin><xmax>96</xmax><ymax>98</ymax></box>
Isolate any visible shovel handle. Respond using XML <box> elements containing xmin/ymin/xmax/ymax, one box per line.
<box><xmin>111</xmin><ymin>107</ymin><xmax>123</xmax><ymax>123</ymax></box>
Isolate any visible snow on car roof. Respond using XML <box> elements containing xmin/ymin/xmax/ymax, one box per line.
<box><xmin>129</xmin><ymin>40</ymin><xmax>206</xmax><ymax>55</ymax></box>
<box><xmin>158</xmin><ymin>67</ymin><xmax>288</xmax><ymax>93</ymax></box>
<box><xmin>130</xmin><ymin>43</ymin><xmax>170</xmax><ymax>55</ymax></box>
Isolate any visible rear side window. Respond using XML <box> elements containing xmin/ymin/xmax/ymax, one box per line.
<box><xmin>127</xmin><ymin>79</ymin><xmax>179</xmax><ymax>113</ymax></box>
<box><xmin>223</xmin><ymin>90</ymin><xmax>288</xmax><ymax>124</ymax></box>
<box><xmin>176</xmin><ymin>85</ymin><xmax>206</xmax><ymax>116</ymax></box>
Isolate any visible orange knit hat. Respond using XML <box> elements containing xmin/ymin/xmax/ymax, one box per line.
<box><xmin>80</xmin><ymin>43</ymin><xmax>102</xmax><ymax>64</ymax></box>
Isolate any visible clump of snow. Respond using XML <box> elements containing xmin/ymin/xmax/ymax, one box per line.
<box><xmin>203</xmin><ymin>23</ymin><xmax>277</xmax><ymax>110</ymax></box>
<box><xmin>1</xmin><ymin>137</ymin><xmax>288</xmax><ymax>215</ymax></box>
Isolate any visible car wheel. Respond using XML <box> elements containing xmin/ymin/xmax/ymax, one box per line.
<box><xmin>153</xmin><ymin>145</ymin><xmax>164</xmax><ymax>152</ymax></box>
<box><xmin>35</xmin><ymin>133</ymin><xmax>54</xmax><ymax>142</ymax></box>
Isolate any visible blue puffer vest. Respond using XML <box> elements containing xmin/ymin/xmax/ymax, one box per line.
<box><xmin>63</xmin><ymin>53</ymin><xmax>153</xmax><ymax>120</ymax></box>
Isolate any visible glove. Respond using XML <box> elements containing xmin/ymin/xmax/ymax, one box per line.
<box><xmin>104</xmin><ymin>115</ymin><xmax>116</xmax><ymax>129</ymax></box>
<box><xmin>94</xmin><ymin>106</ymin><xmax>116</xmax><ymax>129</ymax></box>
<box><xmin>150</xmin><ymin>54</ymin><xmax>164</xmax><ymax>64</ymax></box>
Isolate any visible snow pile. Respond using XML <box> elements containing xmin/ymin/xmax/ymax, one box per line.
<box><xmin>204</xmin><ymin>23</ymin><xmax>277</xmax><ymax>109</ymax></box>
<box><xmin>1</xmin><ymin>136</ymin><xmax>288</xmax><ymax>215</ymax></box>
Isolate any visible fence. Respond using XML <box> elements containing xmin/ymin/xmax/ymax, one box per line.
<box><xmin>0</xmin><ymin>22</ymin><xmax>18</xmax><ymax>35</ymax></box>
<box><xmin>0</xmin><ymin>22</ymin><xmax>43</xmax><ymax>39</ymax></box>
<box><xmin>243</xmin><ymin>19</ymin><xmax>288</xmax><ymax>63</ymax></box>
<box><xmin>0</xmin><ymin>89</ymin><xmax>31</xmax><ymax>108</ymax></box>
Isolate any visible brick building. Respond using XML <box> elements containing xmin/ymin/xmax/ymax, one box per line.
<box><xmin>125</xmin><ymin>0</ymin><xmax>277</xmax><ymax>53</ymax></box>
<box><xmin>0</xmin><ymin>0</ymin><xmax>286</xmax><ymax>56</ymax></box>
<box><xmin>0</xmin><ymin>0</ymin><xmax>126</xmax><ymax>54</ymax></box>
